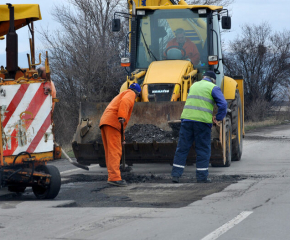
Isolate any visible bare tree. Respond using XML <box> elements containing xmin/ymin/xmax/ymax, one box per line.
<box><xmin>41</xmin><ymin>0</ymin><xmax>128</xmax><ymax>146</ymax></box>
<box><xmin>223</xmin><ymin>23</ymin><xmax>290</xmax><ymax>121</ymax></box>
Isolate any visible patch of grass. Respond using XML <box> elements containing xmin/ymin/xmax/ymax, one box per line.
<box><xmin>245</xmin><ymin>118</ymin><xmax>289</xmax><ymax>132</ymax></box>
<box><xmin>60</xmin><ymin>146</ymin><xmax>75</xmax><ymax>159</ymax></box>
<box><xmin>61</xmin><ymin>149</ymin><xmax>75</xmax><ymax>158</ymax></box>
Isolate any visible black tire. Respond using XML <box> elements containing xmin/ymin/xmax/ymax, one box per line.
<box><xmin>228</xmin><ymin>90</ymin><xmax>243</xmax><ymax>161</ymax></box>
<box><xmin>99</xmin><ymin>163</ymin><xmax>107</xmax><ymax>168</ymax></box>
<box><xmin>8</xmin><ymin>186</ymin><xmax>26</xmax><ymax>193</ymax></box>
<box><xmin>32</xmin><ymin>165</ymin><xmax>61</xmax><ymax>199</ymax></box>
<box><xmin>211</xmin><ymin>117</ymin><xmax>232</xmax><ymax>167</ymax></box>
<box><xmin>224</xmin><ymin>117</ymin><xmax>232</xmax><ymax>167</ymax></box>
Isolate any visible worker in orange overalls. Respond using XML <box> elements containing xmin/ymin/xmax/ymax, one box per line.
<box><xmin>99</xmin><ymin>83</ymin><xmax>141</xmax><ymax>187</ymax></box>
<box><xmin>38</xmin><ymin>66</ymin><xmax>57</xmax><ymax>111</ymax></box>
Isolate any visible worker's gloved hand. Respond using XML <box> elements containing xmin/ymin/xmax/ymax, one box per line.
<box><xmin>118</xmin><ymin>117</ymin><xmax>125</xmax><ymax>123</ymax></box>
<box><xmin>212</xmin><ymin>116</ymin><xmax>222</xmax><ymax>126</ymax></box>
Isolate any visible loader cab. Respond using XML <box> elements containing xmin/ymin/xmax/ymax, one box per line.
<box><xmin>135</xmin><ymin>9</ymin><xmax>208</xmax><ymax>68</ymax></box>
<box><xmin>130</xmin><ymin>6</ymin><xmax>229</xmax><ymax>88</ymax></box>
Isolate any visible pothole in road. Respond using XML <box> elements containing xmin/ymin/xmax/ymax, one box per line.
<box><xmin>0</xmin><ymin>174</ymin><xmax>274</xmax><ymax>208</ymax></box>
<box><xmin>55</xmin><ymin>173</ymin><xmax>273</xmax><ymax>208</ymax></box>
<box><xmin>62</xmin><ymin>173</ymin><xmax>272</xmax><ymax>184</ymax></box>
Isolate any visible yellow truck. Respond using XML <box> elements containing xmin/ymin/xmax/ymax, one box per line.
<box><xmin>72</xmin><ymin>0</ymin><xmax>244</xmax><ymax>168</ymax></box>
<box><xmin>0</xmin><ymin>4</ymin><xmax>61</xmax><ymax>198</ymax></box>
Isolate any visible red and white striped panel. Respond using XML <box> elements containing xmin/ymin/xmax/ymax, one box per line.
<box><xmin>0</xmin><ymin>82</ymin><xmax>53</xmax><ymax>156</ymax></box>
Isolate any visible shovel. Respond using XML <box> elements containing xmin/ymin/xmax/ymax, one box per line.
<box><xmin>55</xmin><ymin>142</ymin><xmax>89</xmax><ymax>171</ymax></box>
<box><xmin>121</xmin><ymin>121</ymin><xmax>126</xmax><ymax>171</ymax></box>
<box><xmin>120</xmin><ymin>122</ymin><xmax>132</xmax><ymax>172</ymax></box>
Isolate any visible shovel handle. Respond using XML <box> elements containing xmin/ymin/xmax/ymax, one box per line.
<box><xmin>61</xmin><ymin>148</ymin><xmax>89</xmax><ymax>171</ymax></box>
<box><xmin>120</xmin><ymin>122</ymin><xmax>125</xmax><ymax>170</ymax></box>
<box><xmin>121</xmin><ymin>122</ymin><xmax>124</xmax><ymax>141</ymax></box>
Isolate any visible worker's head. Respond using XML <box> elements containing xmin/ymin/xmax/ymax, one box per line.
<box><xmin>175</xmin><ymin>28</ymin><xmax>186</xmax><ymax>45</ymax></box>
<box><xmin>129</xmin><ymin>83</ymin><xmax>141</xmax><ymax>98</ymax></box>
<box><xmin>203</xmin><ymin>71</ymin><xmax>216</xmax><ymax>84</ymax></box>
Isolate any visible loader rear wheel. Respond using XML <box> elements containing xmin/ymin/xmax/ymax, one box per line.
<box><xmin>211</xmin><ymin>117</ymin><xmax>232</xmax><ymax>167</ymax></box>
<box><xmin>228</xmin><ymin>90</ymin><xmax>243</xmax><ymax>161</ymax></box>
<box><xmin>32</xmin><ymin>165</ymin><xmax>61</xmax><ymax>200</ymax></box>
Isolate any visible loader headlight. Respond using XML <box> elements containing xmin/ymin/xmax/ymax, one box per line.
<box><xmin>208</xmin><ymin>55</ymin><xmax>218</xmax><ymax>65</ymax></box>
<box><xmin>198</xmin><ymin>9</ymin><xmax>207</xmax><ymax>15</ymax></box>
<box><xmin>121</xmin><ymin>58</ymin><xmax>130</xmax><ymax>67</ymax></box>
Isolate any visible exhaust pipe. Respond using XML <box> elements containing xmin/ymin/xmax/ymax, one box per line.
<box><xmin>6</xmin><ymin>3</ymin><xmax>18</xmax><ymax>79</ymax></box>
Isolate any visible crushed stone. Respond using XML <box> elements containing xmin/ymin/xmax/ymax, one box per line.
<box><xmin>125</xmin><ymin>124</ymin><xmax>179</xmax><ymax>143</ymax></box>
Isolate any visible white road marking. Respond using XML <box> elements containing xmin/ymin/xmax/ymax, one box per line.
<box><xmin>201</xmin><ymin>211</ymin><xmax>253</xmax><ymax>240</ymax></box>
<box><xmin>60</xmin><ymin>165</ymin><xmax>99</xmax><ymax>175</ymax></box>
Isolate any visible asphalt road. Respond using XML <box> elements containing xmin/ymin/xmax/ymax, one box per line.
<box><xmin>1</xmin><ymin>123</ymin><xmax>290</xmax><ymax>239</ymax></box>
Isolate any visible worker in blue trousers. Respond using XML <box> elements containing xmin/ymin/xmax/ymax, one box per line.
<box><xmin>171</xmin><ymin>71</ymin><xmax>227</xmax><ymax>183</ymax></box>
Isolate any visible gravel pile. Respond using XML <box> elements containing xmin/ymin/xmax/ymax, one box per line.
<box><xmin>94</xmin><ymin>123</ymin><xmax>180</xmax><ymax>144</ymax></box>
<box><xmin>125</xmin><ymin>124</ymin><xmax>179</xmax><ymax>143</ymax></box>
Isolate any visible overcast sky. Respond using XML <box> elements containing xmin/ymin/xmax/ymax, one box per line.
<box><xmin>0</xmin><ymin>0</ymin><xmax>289</xmax><ymax>67</ymax></box>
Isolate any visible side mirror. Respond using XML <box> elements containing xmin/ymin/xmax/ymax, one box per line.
<box><xmin>221</xmin><ymin>16</ymin><xmax>231</xmax><ymax>30</ymax></box>
<box><xmin>112</xmin><ymin>19</ymin><xmax>121</xmax><ymax>32</ymax></box>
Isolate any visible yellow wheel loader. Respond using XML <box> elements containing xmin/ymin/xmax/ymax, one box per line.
<box><xmin>72</xmin><ymin>0</ymin><xmax>244</xmax><ymax>168</ymax></box>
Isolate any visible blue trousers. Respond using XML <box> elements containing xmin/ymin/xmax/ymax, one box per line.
<box><xmin>171</xmin><ymin>121</ymin><xmax>211</xmax><ymax>181</ymax></box>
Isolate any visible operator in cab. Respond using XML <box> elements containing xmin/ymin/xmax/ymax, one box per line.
<box><xmin>165</xmin><ymin>28</ymin><xmax>200</xmax><ymax>65</ymax></box>
<box><xmin>99</xmin><ymin>83</ymin><xmax>141</xmax><ymax>187</ymax></box>
<box><xmin>171</xmin><ymin>71</ymin><xmax>227</xmax><ymax>183</ymax></box>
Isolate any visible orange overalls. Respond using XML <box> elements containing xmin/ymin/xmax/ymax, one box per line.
<box><xmin>43</xmin><ymin>81</ymin><xmax>56</xmax><ymax>111</ymax></box>
<box><xmin>166</xmin><ymin>37</ymin><xmax>200</xmax><ymax>65</ymax></box>
<box><xmin>99</xmin><ymin>90</ymin><xmax>136</xmax><ymax>181</ymax></box>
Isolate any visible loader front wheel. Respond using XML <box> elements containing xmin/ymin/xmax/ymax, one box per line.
<box><xmin>229</xmin><ymin>90</ymin><xmax>243</xmax><ymax>161</ymax></box>
<box><xmin>211</xmin><ymin>117</ymin><xmax>232</xmax><ymax>167</ymax></box>
<box><xmin>32</xmin><ymin>165</ymin><xmax>61</xmax><ymax>199</ymax></box>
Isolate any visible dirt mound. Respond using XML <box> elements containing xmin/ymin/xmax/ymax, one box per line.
<box><xmin>125</xmin><ymin>124</ymin><xmax>179</xmax><ymax>143</ymax></box>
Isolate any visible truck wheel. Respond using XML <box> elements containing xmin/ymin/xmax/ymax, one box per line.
<box><xmin>32</xmin><ymin>165</ymin><xmax>61</xmax><ymax>199</ymax></box>
<box><xmin>212</xmin><ymin>117</ymin><xmax>232</xmax><ymax>167</ymax></box>
<box><xmin>228</xmin><ymin>90</ymin><xmax>243</xmax><ymax>161</ymax></box>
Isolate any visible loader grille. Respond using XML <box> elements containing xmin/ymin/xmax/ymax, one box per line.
<box><xmin>148</xmin><ymin>84</ymin><xmax>175</xmax><ymax>102</ymax></box>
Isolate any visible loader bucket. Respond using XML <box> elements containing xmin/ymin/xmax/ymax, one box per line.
<box><xmin>72</xmin><ymin>101</ymin><xmax>224</xmax><ymax>166</ymax></box>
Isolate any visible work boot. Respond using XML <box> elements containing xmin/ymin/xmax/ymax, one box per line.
<box><xmin>107</xmin><ymin>180</ymin><xmax>127</xmax><ymax>187</ymax></box>
<box><xmin>197</xmin><ymin>178</ymin><xmax>212</xmax><ymax>183</ymax></box>
<box><xmin>172</xmin><ymin>176</ymin><xmax>179</xmax><ymax>183</ymax></box>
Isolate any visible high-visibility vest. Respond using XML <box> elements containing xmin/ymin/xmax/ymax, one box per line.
<box><xmin>181</xmin><ymin>80</ymin><xmax>215</xmax><ymax>123</ymax></box>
